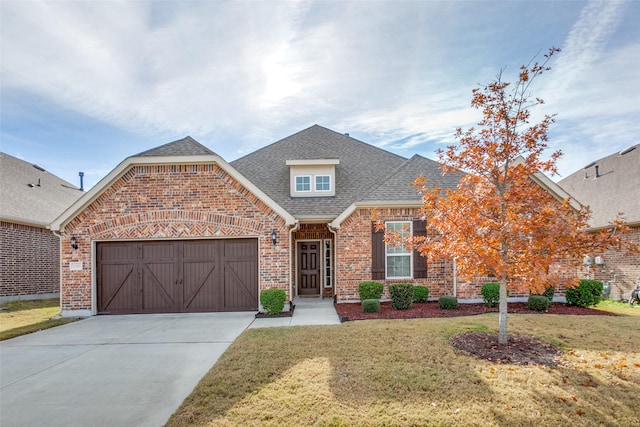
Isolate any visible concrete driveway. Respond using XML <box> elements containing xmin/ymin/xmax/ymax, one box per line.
<box><xmin>0</xmin><ymin>312</ymin><xmax>256</xmax><ymax>427</ymax></box>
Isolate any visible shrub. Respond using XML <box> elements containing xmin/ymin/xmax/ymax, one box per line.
<box><xmin>362</xmin><ymin>299</ymin><xmax>380</xmax><ymax>313</ymax></box>
<box><xmin>389</xmin><ymin>283</ymin><xmax>414</xmax><ymax>310</ymax></box>
<box><xmin>413</xmin><ymin>285</ymin><xmax>429</xmax><ymax>303</ymax></box>
<box><xmin>439</xmin><ymin>296</ymin><xmax>458</xmax><ymax>310</ymax></box>
<box><xmin>259</xmin><ymin>288</ymin><xmax>287</xmax><ymax>315</ymax></box>
<box><xmin>566</xmin><ymin>280</ymin><xmax>604</xmax><ymax>308</ymax></box>
<box><xmin>358</xmin><ymin>281</ymin><xmax>384</xmax><ymax>301</ymax></box>
<box><xmin>531</xmin><ymin>285</ymin><xmax>555</xmax><ymax>303</ymax></box>
<box><xmin>481</xmin><ymin>282</ymin><xmax>500</xmax><ymax>307</ymax></box>
<box><xmin>527</xmin><ymin>295</ymin><xmax>550</xmax><ymax>311</ymax></box>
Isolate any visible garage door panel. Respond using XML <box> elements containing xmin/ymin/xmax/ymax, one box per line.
<box><xmin>98</xmin><ymin>263</ymin><xmax>138</xmax><ymax>313</ymax></box>
<box><xmin>97</xmin><ymin>239</ymin><xmax>258</xmax><ymax>314</ymax></box>
<box><xmin>141</xmin><ymin>261</ymin><xmax>176</xmax><ymax>312</ymax></box>
<box><xmin>183</xmin><ymin>260</ymin><xmax>217</xmax><ymax>312</ymax></box>
<box><xmin>223</xmin><ymin>260</ymin><xmax>258</xmax><ymax>310</ymax></box>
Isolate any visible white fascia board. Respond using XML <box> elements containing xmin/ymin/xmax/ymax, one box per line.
<box><xmin>286</xmin><ymin>159</ymin><xmax>340</xmax><ymax>166</ymax></box>
<box><xmin>51</xmin><ymin>154</ymin><xmax>296</xmax><ymax>231</ymax></box>
<box><xmin>511</xmin><ymin>156</ymin><xmax>582</xmax><ymax>211</ymax></box>
<box><xmin>296</xmin><ymin>215</ymin><xmax>336</xmax><ymax>223</ymax></box>
<box><xmin>330</xmin><ymin>200</ymin><xmax>423</xmax><ymax>228</ymax></box>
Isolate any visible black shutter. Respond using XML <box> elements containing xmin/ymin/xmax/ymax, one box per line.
<box><xmin>371</xmin><ymin>223</ymin><xmax>385</xmax><ymax>280</ymax></box>
<box><xmin>413</xmin><ymin>220</ymin><xmax>427</xmax><ymax>279</ymax></box>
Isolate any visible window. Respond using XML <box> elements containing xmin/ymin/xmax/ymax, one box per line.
<box><xmin>295</xmin><ymin>176</ymin><xmax>311</xmax><ymax>192</ymax></box>
<box><xmin>324</xmin><ymin>240</ymin><xmax>332</xmax><ymax>288</ymax></box>
<box><xmin>315</xmin><ymin>175</ymin><xmax>331</xmax><ymax>191</ymax></box>
<box><xmin>385</xmin><ymin>221</ymin><xmax>412</xmax><ymax>278</ymax></box>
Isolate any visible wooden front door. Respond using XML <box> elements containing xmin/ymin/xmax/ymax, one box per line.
<box><xmin>297</xmin><ymin>241</ymin><xmax>320</xmax><ymax>295</ymax></box>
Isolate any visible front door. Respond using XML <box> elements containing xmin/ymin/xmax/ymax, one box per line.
<box><xmin>297</xmin><ymin>241</ymin><xmax>321</xmax><ymax>296</ymax></box>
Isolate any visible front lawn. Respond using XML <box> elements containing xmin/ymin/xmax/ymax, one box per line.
<box><xmin>168</xmin><ymin>314</ymin><xmax>639</xmax><ymax>426</ymax></box>
<box><xmin>594</xmin><ymin>299</ymin><xmax>640</xmax><ymax>316</ymax></box>
<box><xmin>0</xmin><ymin>299</ymin><xmax>77</xmax><ymax>340</ymax></box>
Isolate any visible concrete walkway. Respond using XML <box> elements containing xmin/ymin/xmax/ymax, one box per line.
<box><xmin>249</xmin><ymin>296</ymin><xmax>342</xmax><ymax>328</ymax></box>
<box><xmin>0</xmin><ymin>299</ymin><xmax>340</xmax><ymax>426</ymax></box>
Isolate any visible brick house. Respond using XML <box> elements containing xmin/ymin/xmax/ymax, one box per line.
<box><xmin>558</xmin><ymin>144</ymin><xmax>640</xmax><ymax>300</ymax></box>
<box><xmin>1</xmin><ymin>153</ymin><xmax>82</xmax><ymax>302</ymax></box>
<box><xmin>51</xmin><ymin>125</ymin><xmax>573</xmax><ymax>316</ymax></box>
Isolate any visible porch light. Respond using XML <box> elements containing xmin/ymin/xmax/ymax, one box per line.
<box><xmin>271</xmin><ymin>230</ymin><xmax>278</xmax><ymax>246</ymax></box>
<box><xmin>70</xmin><ymin>236</ymin><xmax>78</xmax><ymax>250</ymax></box>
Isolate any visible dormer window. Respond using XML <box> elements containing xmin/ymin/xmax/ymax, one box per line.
<box><xmin>287</xmin><ymin>159</ymin><xmax>339</xmax><ymax>197</ymax></box>
<box><xmin>315</xmin><ymin>175</ymin><xmax>331</xmax><ymax>191</ymax></box>
<box><xmin>295</xmin><ymin>176</ymin><xmax>311</xmax><ymax>192</ymax></box>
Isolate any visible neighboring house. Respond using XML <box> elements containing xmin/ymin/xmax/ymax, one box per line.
<box><xmin>0</xmin><ymin>153</ymin><xmax>82</xmax><ymax>302</ymax></box>
<box><xmin>51</xmin><ymin>125</ymin><xmax>571</xmax><ymax>316</ymax></box>
<box><xmin>558</xmin><ymin>144</ymin><xmax>640</xmax><ymax>300</ymax></box>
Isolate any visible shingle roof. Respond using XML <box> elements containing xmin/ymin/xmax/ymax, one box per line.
<box><xmin>230</xmin><ymin>125</ymin><xmax>408</xmax><ymax>217</ymax></box>
<box><xmin>361</xmin><ymin>154</ymin><xmax>465</xmax><ymax>202</ymax></box>
<box><xmin>0</xmin><ymin>152</ymin><xmax>83</xmax><ymax>226</ymax></box>
<box><xmin>558</xmin><ymin>144</ymin><xmax>640</xmax><ymax>228</ymax></box>
<box><xmin>136</xmin><ymin>136</ymin><xmax>217</xmax><ymax>157</ymax></box>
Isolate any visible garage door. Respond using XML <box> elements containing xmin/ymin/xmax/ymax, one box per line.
<box><xmin>96</xmin><ymin>239</ymin><xmax>258</xmax><ymax>314</ymax></box>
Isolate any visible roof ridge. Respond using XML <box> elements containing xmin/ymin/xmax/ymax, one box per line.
<box><xmin>134</xmin><ymin>136</ymin><xmax>218</xmax><ymax>157</ymax></box>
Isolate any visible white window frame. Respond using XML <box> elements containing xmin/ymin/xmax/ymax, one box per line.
<box><xmin>323</xmin><ymin>239</ymin><xmax>332</xmax><ymax>288</ymax></box>
<box><xmin>315</xmin><ymin>175</ymin><xmax>331</xmax><ymax>192</ymax></box>
<box><xmin>385</xmin><ymin>221</ymin><xmax>412</xmax><ymax>279</ymax></box>
<box><xmin>295</xmin><ymin>175</ymin><xmax>311</xmax><ymax>192</ymax></box>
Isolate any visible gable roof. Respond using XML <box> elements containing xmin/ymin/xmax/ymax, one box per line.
<box><xmin>0</xmin><ymin>152</ymin><xmax>82</xmax><ymax>227</ymax></box>
<box><xmin>51</xmin><ymin>137</ymin><xmax>296</xmax><ymax>231</ymax></box>
<box><xmin>136</xmin><ymin>136</ymin><xmax>215</xmax><ymax>157</ymax></box>
<box><xmin>361</xmin><ymin>154</ymin><xmax>464</xmax><ymax>203</ymax></box>
<box><xmin>231</xmin><ymin>125</ymin><xmax>407</xmax><ymax>219</ymax></box>
<box><xmin>558</xmin><ymin>144</ymin><xmax>640</xmax><ymax>229</ymax></box>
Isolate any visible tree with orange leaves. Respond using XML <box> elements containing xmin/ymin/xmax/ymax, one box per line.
<box><xmin>409</xmin><ymin>48</ymin><xmax>634</xmax><ymax>344</ymax></box>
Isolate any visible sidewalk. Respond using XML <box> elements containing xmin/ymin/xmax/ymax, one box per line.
<box><xmin>249</xmin><ymin>296</ymin><xmax>341</xmax><ymax>328</ymax></box>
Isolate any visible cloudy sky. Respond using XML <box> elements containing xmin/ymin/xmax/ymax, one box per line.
<box><xmin>1</xmin><ymin>0</ymin><xmax>638</xmax><ymax>190</ymax></box>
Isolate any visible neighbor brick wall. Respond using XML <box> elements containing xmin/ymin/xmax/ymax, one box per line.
<box><xmin>587</xmin><ymin>225</ymin><xmax>640</xmax><ymax>300</ymax></box>
<box><xmin>334</xmin><ymin>208</ymin><xmax>455</xmax><ymax>302</ymax></box>
<box><xmin>0</xmin><ymin>221</ymin><xmax>60</xmax><ymax>297</ymax></box>
<box><xmin>60</xmin><ymin>163</ymin><xmax>290</xmax><ymax>313</ymax></box>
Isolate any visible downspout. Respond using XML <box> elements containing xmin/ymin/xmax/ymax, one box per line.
<box><xmin>327</xmin><ymin>224</ymin><xmax>338</xmax><ymax>301</ymax></box>
<box><xmin>288</xmin><ymin>222</ymin><xmax>300</xmax><ymax>303</ymax></box>
<box><xmin>52</xmin><ymin>229</ymin><xmax>64</xmax><ymax>316</ymax></box>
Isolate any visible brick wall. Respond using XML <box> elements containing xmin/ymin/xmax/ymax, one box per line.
<box><xmin>335</xmin><ymin>208</ymin><xmax>455</xmax><ymax>301</ymax></box>
<box><xmin>1</xmin><ymin>221</ymin><xmax>60</xmax><ymax>298</ymax></box>
<box><xmin>587</xmin><ymin>225</ymin><xmax>640</xmax><ymax>300</ymax></box>
<box><xmin>60</xmin><ymin>163</ymin><xmax>290</xmax><ymax>313</ymax></box>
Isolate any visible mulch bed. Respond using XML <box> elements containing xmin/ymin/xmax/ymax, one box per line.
<box><xmin>334</xmin><ymin>301</ymin><xmax>615</xmax><ymax>322</ymax></box>
<box><xmin>334</xmin><ymin>301</ymin><xmax>614</xmax><ymax>366</ymax></box>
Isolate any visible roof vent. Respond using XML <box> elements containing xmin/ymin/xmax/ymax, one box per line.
<box><xmin>344</xmin><ymin>133</ymin><xmax>349</xmax><ymax>137</ymax></box>
<box><xmin>33</xmin><ymin>164</ymin><xmax>46</xmax><ymax>172</ymax></box>
<box><xmin>619</xmin><ymin>145</ymin><xmax>636</xmax><ymax>155</ymax></box>
<box><xmin>583</xmin><ymin>161</ymin><xmax>596</xmax><ymax>169</ymax></box>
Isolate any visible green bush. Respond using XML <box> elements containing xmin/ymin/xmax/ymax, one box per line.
<box><xmin>413</xmin><ymin>285</ymin><xmax>429</xmax><ymax>303</ymax></box>
<box><xmin>259</xmin><ymin>288</ymin><xmax>287</xmax><ymax>315</ymax></box>
<box><xmin>389</xmin><ymin>283</ymin><xmax>414</xmax><ymax>310</ymax></box>
<box><xmin>439</xmin><ymin>296</ymin><xmax>458</xmax><ymax>310</ymax></box>
<box><xmin>566</xmin><ymin>280</ymin><xmax>604</xmax><ymax>308</ymax></box>
<box><xmin>527</xmin><ymin>295</ymin><xmax>550</xmax><ymax>311</ymax></box>
<box><xmin>362</xmin><ymin>299</ymin><xmax>380</xmax><ymax>313</ymax></box>
<box><xmin>481</xmin><ymin>282</ymin><xmax>500</xmax><ymax>307</ymax></box>
<box><xmin>531</xmin><ymin>285</ymin><xmax>555</xmax><ymax>303</ymax></box>
<box><xmin>358</xmin><ymin>281</ymin><xmax>384</xmax><ymax>301</ymax></box>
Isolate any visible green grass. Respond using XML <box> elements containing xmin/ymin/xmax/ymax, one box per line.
<box><xmin>594</xmin><ymin>299</ymin><xmax>640</xmax><ymax>316</ymax></box>
<box><xmin>168</xmin><ymin>314</ymin><xmax>639</xmax><ymax>427</ymax></box>
<box><xmin>0</xmin><ymin>299</ymin><xmax>76</xmax><ymax>340</ymax></box>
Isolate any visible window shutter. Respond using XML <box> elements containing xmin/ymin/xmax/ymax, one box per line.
<box><xmin>371</xmin><ymin>223</ymin><xmax>385</xmax><ymax>280</ymax></box>
<box><xmin>413</xmin><ymin>220</ymin><xmax>427</xmax><ymax>279</ymax></box>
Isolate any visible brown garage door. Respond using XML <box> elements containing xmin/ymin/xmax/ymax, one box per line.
<box><xmin>96</xmin><ymin>239</ymin><xmax>258</xmax><ymax>314</ymax></box>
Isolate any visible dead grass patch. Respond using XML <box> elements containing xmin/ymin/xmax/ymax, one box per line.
<box><xmin>169</xmin><ymin>314</ymin><xmax>639</xmax><ymax>427</ymax></box>
<box><xmin>0</xmin><ymin>298</ymin><xmax>76</xmax><ymax>340</ymax></box>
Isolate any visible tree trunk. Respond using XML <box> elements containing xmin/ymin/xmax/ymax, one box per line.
<box><xmin>498</xmin><ymin>276</ymin><xmax>508</xmax><ymax>344</ymax></box>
